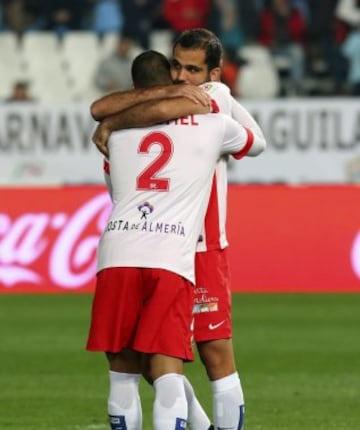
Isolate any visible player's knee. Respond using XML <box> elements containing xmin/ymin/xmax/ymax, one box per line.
<box><xmin>197</xmin><ymin>340</ymin><xmax>236</xmax><ymax>379</ymax></box>
<box><xmin>106</xmin><ymin>349</ymin><xmax>142</xmax><ymax>373</ymax></box>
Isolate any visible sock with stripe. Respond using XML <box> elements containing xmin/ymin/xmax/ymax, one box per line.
<box><xmin>183</xmin><ymin>375</ymin><xmax>212</xmax><ymax>430</ymax></box>
<box><xmin>153</xmin><ymin>373</ymin><xmax>187</xmax><ymax>430</ymax></box>
<box><xmin>211</xmin><ymin>372</ymin><xmax>245</xmax><ymax>430</ymax></box>
<box><xmin>108</xmin><ymin>371</ymin><xmax>142</xmax><ymax>430</ymax></box>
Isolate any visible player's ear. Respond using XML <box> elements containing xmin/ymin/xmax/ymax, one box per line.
<box><xmin>209</xmin><ymin>67</ymin><xmax>221</xmax><ymax>82</ymax></box>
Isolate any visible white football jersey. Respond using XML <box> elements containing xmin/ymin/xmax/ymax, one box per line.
<box><xmin>195</xmin><ymin>82</ymin><xmax>265</xmax><ymax>252</ymax></box>
<box><xmin>98</xmin><ymin>112</ymin><xmax>253</xmax><ymax>283</ymax></box>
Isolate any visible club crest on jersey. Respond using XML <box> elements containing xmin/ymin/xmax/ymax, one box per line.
<box><xmin>138</xmin><ymin>201</ymin><xmax>154</xmax><ymax>219</ymax></box>
<box><xmin>202</xmin><ymin>83</ymin><xmax>213</xmax><ymax>92</ymax></box>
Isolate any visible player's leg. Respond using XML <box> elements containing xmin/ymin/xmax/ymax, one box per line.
<box><xmin>197</xmin><ymin>339</ymin><xmax>244</xmax><ymax>430</ymax></box>
<box><xmin>183</xmin><ymin>375</ymin><xmax>213</xmax><ymax>430</ymax></box>
<box><xmin>106</xmin><ymin>349</ymin><xmax>143</xmax><ymax>430</ymax></box>
<box><xmin>86</xmin><ymin>267</ymin><xmax>144</xmax><ymax>430</ymax></box>
<box><xmin>194</xmin><ymin>249</ymin><xmax>245</xmax><ymax>430</ymax></box>
<box><xmin>133</xmin><ymin>268</ymin><xmax>195</xmax><ymax>430</ymax></box>
<box><xmin>145</xmin><ymin>354</ymin><xmax>188</xmax><ymax>430</ymax></box>
<box><xmin>141</xmin><ymin>360</ymin><xmax>212</xmax><ymax>430</ymax></box>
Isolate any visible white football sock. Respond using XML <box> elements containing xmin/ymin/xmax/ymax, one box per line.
<box><xmin>108</xmin><ymin>371</ymin><xmax>142</xmax><ymax>430</ymax></box>
<box><xmin>183</xmin><ymin>375</ymin><xmax>212</xmax><ymax>430</ymax></box>
<box><xmin>211</xmin><ymin>372</ymin><xmax>245</xmax><ymax>430</ymax></box>
<box><xmin>153</xmin><ymin>373</ymin><xmax>187</xmax><ymax>430</ymax></box>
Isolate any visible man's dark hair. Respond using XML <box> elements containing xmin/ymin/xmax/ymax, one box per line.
<box><xmin>131</xmin><ymin>50</ymin><xmax>172</xmax><ymax>88</ymax></box>
<box><xmin>173</xmin><ymin>28</ymin><xmax>223</xmax><ymax>71</ymax></box>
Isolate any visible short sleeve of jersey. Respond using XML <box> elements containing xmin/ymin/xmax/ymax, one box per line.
<box><xmin>221</xmin><ymin>115</ymin><xmax>254</xmax><ymax>158</ymax></box>
<box><xmin>200</xmin><ymin>82</ymin><xmax>232</xmax><ymax>115</ymax></box>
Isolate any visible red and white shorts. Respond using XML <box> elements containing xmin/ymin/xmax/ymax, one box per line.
<box><xmin>86</xmin><ymin>267</ymin><xmax>194</xmax><ymax>361</ymax></box>
<box><xmin>193</xmin><ymin>248</ymin><xmax>232</xmax><ymax>342</ymax></box>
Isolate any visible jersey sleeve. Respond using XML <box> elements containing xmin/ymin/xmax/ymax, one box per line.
<box><xmin>220</xmin><ymin>115</ymin><xmax>255</xmax><ymax>159</ymax></box>
<box><xmin>103</xmin><ymin>158</ymin><xmax>113</xmax><ymax>202</ymax></box>
<box><xmin>231</xmin><ymin>97</ymin><xmax>266</xmax><ymax>156</ymax></box>
<box><xmin>200</xmin><ymin>82</ymin><xmax>232</xmax><ymax>115</ymax></box>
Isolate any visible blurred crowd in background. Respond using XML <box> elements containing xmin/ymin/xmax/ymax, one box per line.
<box><xmin>1</xmin><ymin>0</ymin><xmax>360</xmax><ymax>101</ymax></box>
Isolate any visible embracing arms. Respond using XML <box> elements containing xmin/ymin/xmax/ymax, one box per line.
<box><xmin>90</xmin><ymin>84</ymin><xmax>210</xmax><ymax>120</ymax></box>
<box><xmin>91</xmin><ymin>85</ymin><xmax>212</xmax><ymax>156</ymax></box>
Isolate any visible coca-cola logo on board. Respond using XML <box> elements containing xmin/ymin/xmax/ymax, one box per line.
<box><xmin>0</xmin><ymin>193</ymin><xmax>111</xmax><ymax>289</ymax></box>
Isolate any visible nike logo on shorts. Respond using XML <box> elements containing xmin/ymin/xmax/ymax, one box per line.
<box><xmin>208</xmin><ymin>320</ymin><xmax>225</xmax><ymax>330</ymax></box>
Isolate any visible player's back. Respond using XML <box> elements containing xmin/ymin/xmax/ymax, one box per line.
<box><xmin>98</xmin><ymin>112</ymin><xmax>243</xmax><ymax>282</ymax></box>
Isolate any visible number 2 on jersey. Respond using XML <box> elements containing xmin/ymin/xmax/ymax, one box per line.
<box><xmin>136</xmin><ymin>132</ymin><xmax>173</xmax><ymax>191</ymax></box>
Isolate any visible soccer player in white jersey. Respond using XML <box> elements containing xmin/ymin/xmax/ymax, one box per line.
<box><xmin>90</xmin><ymin>29</ymin><xmax>266</xmax><ymax>430</ymax></box>
<box><xmin>86</xmin><ymin>50</ymin><xmax>261</xmax><ymax>430</ymax></box>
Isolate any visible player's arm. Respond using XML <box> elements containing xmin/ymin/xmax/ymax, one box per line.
<box><xmin>200</xmin><ymin>82</ymin><xmax>266</xmax><ymax>156</ymax></box>
<box><xmin>221</xmin><ymin>115</ymin><xmax>266</xmax><ymax>159</ymax></box>
<box><xmin>90</xmin><ymin>84</ymin><xmax>211</xmax><ymax>121</ymax></box>
<box><xmin>93</xmin><ymin>97</ymin><xmax>212</xmax><ymax>157</ymax></box>
<box><xmin>231</xmin><ymin>97</ymin><xmax>266</xmax><ymax>156</ymax></box>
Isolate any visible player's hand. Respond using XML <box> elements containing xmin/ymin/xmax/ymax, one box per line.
<box><xmin>92</xmin><ymin>121</ymin><xmax>111</xmax><ymax>157</ymax></box>
<box><xmin>168</xmin><ymin>84</ymin><xmax>211</xmax><ymax>107</ymax></box>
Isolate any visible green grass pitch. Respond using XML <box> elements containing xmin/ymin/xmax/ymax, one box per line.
<box><xmin>0</xmin><ymin>293</ymin><xmax>359</xmax><ymax>429</ymax></box>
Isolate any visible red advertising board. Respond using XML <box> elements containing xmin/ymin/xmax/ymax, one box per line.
<box><xmin>227</xmin><ymin>185</ymin><xmax>360</xmax><ymax>292</ymax></box>
<box><xmin>0</xmin><ymin>185</ymin><xmax>359</xmax><ymax>293</ymax></box>
<box><xmin>0</xmin><ymin>186</ymin><xmax>111</xmax><ymax>293</ymax></box>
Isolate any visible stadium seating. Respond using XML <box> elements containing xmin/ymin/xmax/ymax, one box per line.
<box><xmin>0</xmin><ymin>30</ymin><xmax>286</xmax><ymax>102</ymax></box>
<box><xmin>236</xmin><ymin>44</ymin><xmax>280</xmax><ymax>98</ymax></box>
<box><xmin>0</xmin><ymin>31</ymin><xmax>103</xmax><ymax>102</ymax></box>
<box><xmin>0</xmin><ymin>32</ymin><xmax>26</xmax><ymax>99</ymax></box>
<box><xmin>21</xmin><ymin>32</ymin><xmax>71</xmax><ymax>102</ymax></box>
<box><xmin>61</xmin><ymin>32</ymin><xmax>102</xmax><ymax>101</ymax></box>
<box><xmin>149</xmin><ymin>30</ymin><xmax>173</xmax><ymax>57</ymax></box>
<box><xmin>100</xmin><ymin>31</ymin><xmax>120</xmax><ymax>57</ymax></box>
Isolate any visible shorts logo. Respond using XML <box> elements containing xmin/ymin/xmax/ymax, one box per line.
<box><xmin>193</xmin><ymin>302</ymin><xmax>218</xmax><ymax>314</ymax></box>
<box><xmin>208</xmin><ymin>320</ymin><xmax>225</xmax><ymax>330</ymax></box>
